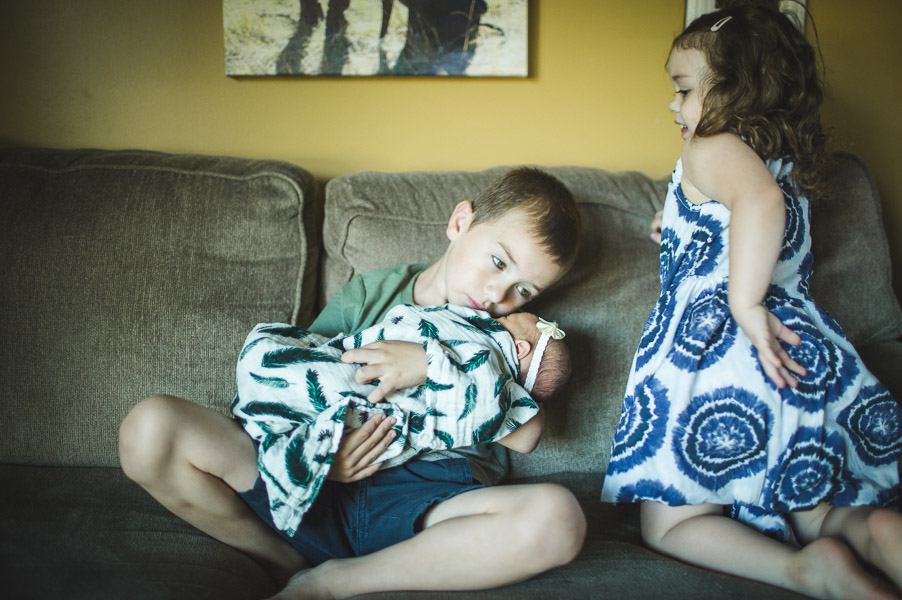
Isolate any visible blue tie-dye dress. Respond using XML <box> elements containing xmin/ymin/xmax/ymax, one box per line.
<box><xmin>601</xmin><ymin>157</ymin><xmax>901</xmax><ymax>540</ymax></box>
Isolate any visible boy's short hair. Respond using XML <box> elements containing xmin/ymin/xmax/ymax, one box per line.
<box><xmin>531</xmin><ymin>337</ymin><xmax>570</xmax><ymax>403</ymax></box>
<box><xmin>471</xmin><ymin>167</ymin><xmax>581</xmax><ymax>269</ymax></box>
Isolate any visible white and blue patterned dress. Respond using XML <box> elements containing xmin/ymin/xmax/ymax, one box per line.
<box><xmin>601</xmin><ymin>158</ymin><xmax>901</xmax><ymax>540</ymax></box>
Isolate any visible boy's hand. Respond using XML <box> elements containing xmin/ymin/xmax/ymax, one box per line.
<box><xmin>327</xmin><ymin>414</ymin><xmax>396</xmax><ymax>482</ymax></box>
<box><xmin>650</xmin><ymin>210</ymin><xmax>664</xmax><ymax>243</ymax></box>
<box><xmin>341</xmin><ymin>340</ymin><xmax>428</xmax><ymax>403</ymax></box>
<box><xmin>732</xmin><ymin>304</ymin><xmax>807</xmax><ymax>389</ymax></box>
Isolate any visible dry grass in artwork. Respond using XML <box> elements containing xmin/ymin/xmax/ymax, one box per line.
<box><xmin>223</xmin><ymin>0</ymin><xmax>527</xmax><ymax>77</ymax></box>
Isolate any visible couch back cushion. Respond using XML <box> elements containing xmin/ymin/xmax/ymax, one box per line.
<box><xmin>322</xmin><ymin>153</ymin><xmax>901</xmax><ymax>477</ymax></box>
<box><xmin>0</xmin><ymin>148</ymin><xmax>318</xmax><ymax>467</ymax></box>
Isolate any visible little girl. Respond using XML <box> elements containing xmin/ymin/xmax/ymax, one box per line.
<box><xmin>601</xmin><ymin>4</ymin><xmax>902</xmax><ymax>599</ymax></box>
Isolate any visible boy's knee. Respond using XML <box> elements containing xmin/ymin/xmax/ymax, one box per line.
<box><xmin>516</xmin><ymin>484</ymin><xmax>586</xmax><ymax>569</ymax></box>
<box><xmin>118</xmin><ymin>394</ymin><xmax>181</xmax><ymax>482</ymax></box>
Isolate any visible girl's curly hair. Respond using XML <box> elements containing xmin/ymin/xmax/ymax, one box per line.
<box><xmin>673</xmin><ymin>1</ymin><xmax>830</xmax><ymax>199</ymax></box>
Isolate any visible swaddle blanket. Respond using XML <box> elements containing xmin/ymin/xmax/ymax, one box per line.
<box><xmin>232</xmin><ymin>303</ymin><xmax>540</xmax><ymax>535</ymax></box>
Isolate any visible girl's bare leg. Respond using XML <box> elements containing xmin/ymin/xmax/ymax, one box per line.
<box><xmin>118</xmin><ymin>394</ymin><xmax>309</xmax><ymax>584</ymax></box>
<box><xmin>270</xmin><ymin>483</ymin><xmax>586</xmax><ymax>600</ymax></box>
<box><xmin>641</xmin><ymin>502</ymin><xmax>899</xmax><ymax>600</ymax></box>
<box><xmin>792</xmin><ymin>504</ymin><xmax>902</xmax><ymax>592</ymax></box>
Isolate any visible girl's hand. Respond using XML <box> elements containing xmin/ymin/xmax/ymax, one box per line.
<box><xmin>341</xmin><ymin>340</ymin><xmax>428</xmax><ymax>403</ymax></box>
<box><xmin>327</xmin><ymin>414</ymin><xmax>396</xmax><ymax>482</ymax></box>
<box><xmin>732</xmin><ymin>304</ymin><xmax>807</xmax><ymax>388</ymax></box>
<box><xmin>650</xmin><ymin>210</ymin><xmax>664</xmax><ymax>243</ymax></box>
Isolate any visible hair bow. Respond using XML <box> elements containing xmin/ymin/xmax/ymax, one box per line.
<box><xmin>524</xmin><ymin>318</ymin><xmax>566</xmax><ymax>392</ymax></box>
<box><xmin>536</xmin><ymin>318</ymin><xmax>566</xmax><ymax>340</ymax></box>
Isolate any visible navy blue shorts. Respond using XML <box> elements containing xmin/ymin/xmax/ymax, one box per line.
<box><xmin>237</xmin><ymin>458</ymin><xmax>483</xmax><ymax>565</ymax></box>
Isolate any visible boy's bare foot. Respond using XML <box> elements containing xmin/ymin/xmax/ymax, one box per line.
<box><xmin>868</xmin><ymin>508</ymin><xmax>902</xmax><ymax>591</ymax></box>
<box><xmin>266</xmin><ymin>556</ymin><xmax>310</xmax><ymax>590</ymax></box>
<box><xmin>265</xmin><ymin>563</ymin><xmax>339</xmax><ymax>600</ymax></box>
<box><xmin>787</xmin><ymin>536</ymin><xmax>900</xmax><ymax>600</ymax></box>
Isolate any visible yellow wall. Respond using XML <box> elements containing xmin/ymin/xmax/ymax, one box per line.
<box><xmin>1</xmin><ymin>0</ymin><xmax>900</xmax><ymax>300</ymax></box>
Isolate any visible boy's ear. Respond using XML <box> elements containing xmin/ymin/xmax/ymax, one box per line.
<box><xmin>514</xmin><ymin>339</ymin><xmax>532</xmax><ymax>361</ymax></box>
<box><xmin>446</xmin><ymin>200</ymin><xmax>474</xmax><ymax>241</ymax></box>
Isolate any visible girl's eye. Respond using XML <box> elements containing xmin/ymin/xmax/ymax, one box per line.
<box><xmin>678</xmin><ymin>89</ymin><xmax>690</xmax><ymax>97</ymax></box>
<box><xmin>492</xmin><ymin>255</ymin><xmax>506</xmax><ymax>270</ymax></box>
<box><xmin>517</xmin><ymin>285</ymin><xmax>532</xmax><ymax>299</ymax></box>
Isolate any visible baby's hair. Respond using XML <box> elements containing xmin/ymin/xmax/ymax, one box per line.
<box><xmin>673</xmin><ymin>0</ymin><xmax>829</xmax><ymax>198</ymax></box>
<box><xmin>471</xmin><ymin>167</ymin><xmax>581</xmax><ymax>269</ymax></box>
<box><xmin>530</xmin><ymin>337</ymin><xmax>570</xmax><ymax>403</ymax></box>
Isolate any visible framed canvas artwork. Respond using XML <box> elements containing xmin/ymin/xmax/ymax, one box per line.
<box><xmin>224</xmin><ymin>0</ymin><xmax>528</xmax><ymax>77</ymax></box>
<box><xmin>684</xmin><ymin>0</ymin><xmax>807</xmax><ymax>30</ymax></box>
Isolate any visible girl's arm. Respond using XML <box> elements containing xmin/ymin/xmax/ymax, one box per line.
<box><xmin>682</xmin><ymin>134</ymin><xmax>806</xmax><ymax>388</ymax></box>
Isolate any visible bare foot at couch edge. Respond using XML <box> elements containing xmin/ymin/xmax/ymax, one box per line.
<box><xmin>266</xmin><ymin>565</ymin><xmax>336</xmax><ymax>600</ymax></box>
<box><xmin>867</xmin><ymin>508</ymin><xmax>902</xmax><ymax>592</ymax></box>
<box><xmin>253</xmin><ymin>550</ymin><xmax>309</xmax><ymax>592</ymax></box>
<box><xmin>787</xmin><ymin>536</ymin><xmax>901</xmax><ymax>600</ymax></box>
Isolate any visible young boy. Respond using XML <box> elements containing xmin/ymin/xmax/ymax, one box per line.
<box><xmin>118</xmin><ymin>167</ymin><xmax>587</xmax><ymax>599</ymax></box>
<box><xmin>232</xmin><ymin>304</ymin><xmax>570</xmax><ymax>537</ymax></box>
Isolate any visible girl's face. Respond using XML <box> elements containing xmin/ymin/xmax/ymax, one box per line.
<box><xmin>667</xmin><ymin>47</ymin><xmax>710</xmax><ymax>140</ymax></box>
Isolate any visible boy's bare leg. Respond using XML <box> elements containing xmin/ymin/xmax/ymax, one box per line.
<box><xmin>271</xmin><ymin>483</ymin><xmax>586</xmax><ymax>600</ymax></box>
<box><xmin>792</xmin><ymin>504</ymin><xmax>902</xmax><ymax>591</ymax></box>
<box><xmin>641</xmin><ymin>502</ymin><xmax>899</xmax><ymax>600</ymax></box>
<box><xmin>118</xmin><ymin>394</ymin><xmax>308</xmax><ymax>583</ymax></box>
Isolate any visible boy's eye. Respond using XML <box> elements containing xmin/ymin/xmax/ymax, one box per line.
<box><xmin>517</xmin><ymin>285</ymin><xmax>532</xmax><ymax>299</ymax></box>
<box><xmin>492</xmin><ymin>255</ymin><xmax>506</xmax><ymax>270</ymax></box>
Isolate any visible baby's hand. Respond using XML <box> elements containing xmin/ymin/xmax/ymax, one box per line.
<box><xmin>650</xmin><ymin>210</ymin><xmax>664</xmax><ymax>244</ymax></box>
<box><xmin>732</xmin><ymin>304</ymin><xmax>807</xmax><ymax>388</ymax></box>
<box><xmin>341</xmin><ymin>340</ymin><xmax>428</xmax><ymax>403</ymax></box>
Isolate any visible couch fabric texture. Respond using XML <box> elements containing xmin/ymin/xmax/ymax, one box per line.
<box><xmin>1</xmin><ymin>147</ymin><xmax>899</xmax><ymax>599</ymax></box>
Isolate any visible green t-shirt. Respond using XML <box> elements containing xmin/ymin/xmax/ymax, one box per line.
<box><xmin>307</xmin><ymin>263</ymin><xmax>428</xmax><ymax>336</ymax></box>
<box><xmin>308</xmin><ymin>263</ymin><xmax>508</xmax><ymax>485</ymax></box>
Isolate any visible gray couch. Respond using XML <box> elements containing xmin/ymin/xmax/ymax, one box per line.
<box><xmin>1</xmin><ymin>147</ymin><xmax>899</xmax><ymax>600</ymax></box>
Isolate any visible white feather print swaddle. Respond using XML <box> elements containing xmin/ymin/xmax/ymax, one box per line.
<box><xmin>232</xmin><ymin>303</ymin><xmax>539</xmax><ymax>535</ymax></box>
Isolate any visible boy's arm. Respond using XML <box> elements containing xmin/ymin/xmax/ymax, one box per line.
<box><xmin>305</xmin><ymin>275</ymin><xmax>404</xmax><ymax>481</ymax></box>
<box><xmin>340</xmin><ymin>341</ymin><xmax>428</xmax><ymax>402</ymax></box>
<box><xmin>326</xmin><ymin>413</ymin><xmax>398</xmax><ymax>483</ymax></box>
<box><xmin>313</xmin><ymin>271</ymin><xmax>430</xmax><ymax>403</ymax></box>
<box><xmin>650</xmin><ymin>210</ymin><xmax>664</xmax><ymax>244</ymax></box>
<box><xmin>306</xmin><ymin>277</ymin><xmax>363</xmax><ymax>336</ymax></box>
<box><xmin>495</xmin><ymin>404</ymin><xmax>545</xmax><ymax>454</ymax></box>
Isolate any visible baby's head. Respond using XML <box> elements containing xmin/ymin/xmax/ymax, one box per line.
<box><xmin>495</xmin><ymin>312</ymin><xmax>571</xmax><ymax>402</ymax></box>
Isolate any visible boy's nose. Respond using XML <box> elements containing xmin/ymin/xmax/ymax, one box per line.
<box><xmin>484</xmin><ymin>282</ymin><xmax>506</xmax><ymax>304</ymax></box>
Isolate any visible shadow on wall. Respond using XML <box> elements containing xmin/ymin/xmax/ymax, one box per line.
<box><xmin>277</xmin><ymin>0</ymin><xmax>488</xmax><ymax>75</ymax></box>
